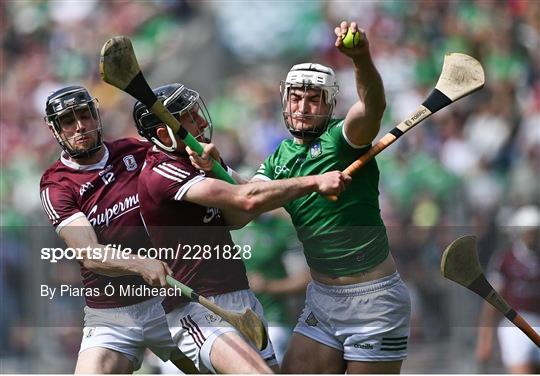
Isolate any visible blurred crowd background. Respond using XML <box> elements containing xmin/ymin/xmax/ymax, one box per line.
<box><xmin>1</xmin><ymin>0</ymin><xmax>539</xmax><ymax>373</ymax></box>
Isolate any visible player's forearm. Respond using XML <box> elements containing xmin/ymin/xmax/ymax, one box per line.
<box><xmin>78</xmin><ymin>243</ymin><xmax>141</xmax><ymax>278</ymax></box>
<box><xmin>476</xmin><ymin>302</ymin><xmax>498</xmax><ymax>348</ymax></box>
<box><xmin>58</xmin><ymin>218</ymin><xmax>146</xmax><ymax>278</ymax></box>
<box><xmin>478</xmin><ymin>301</ymin><xmax>499</xmax><ymax>328</ymax></box>
<box><xmin>223</xmin><ymin>176</ymin><xmax>317</xmax><ymax>227</ymax></box>
<box><xmin>238</xmin><ymin>176</ymin><xmax>317</xmax><ymax>214</ymax></box>
<box><xmin>352</xmin><ymin>52</ymin><xmax>386</xmax><ymax>120</ymax></box>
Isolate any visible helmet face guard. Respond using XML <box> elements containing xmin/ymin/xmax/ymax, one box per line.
<box><xmin>133</xmin><ymin>83</ymin><xmax>212</xmax><ymax>152</ymax></box>
<box><xmin>44</xmin><ymin>86</ymin><xmax>103</xmax><ymax>158</ymax></box>
<box><xmin>280</xmin><ymin>63</ymin><xmax>339</xmax><ymax>141</ymax></box>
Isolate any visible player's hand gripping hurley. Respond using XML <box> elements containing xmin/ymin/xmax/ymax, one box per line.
<box><xmin>325</xmin><ymin>53</ymin><xmax>485</xmax><ymax>201</ymax></box>
<box><xmin>99</xmin><ymin>36</ymin><xmax>235</xmax><ymax>184</ymax></box>
<box><xmin>166</xmin><ymin>276</ymin><xmax>268</xmax><ymax>351</ymax></box>
<box><xmin>441</xmin><ymin>235</ymin><xmax>540</xmax><ymax>348</ymax></box>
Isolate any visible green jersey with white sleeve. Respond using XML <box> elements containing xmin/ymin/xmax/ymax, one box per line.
<box><xmin>254</xmin><ymin>119</ymin><xmax>389</xmax><ymax>276</ymax></box>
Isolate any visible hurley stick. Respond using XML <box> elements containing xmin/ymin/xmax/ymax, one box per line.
<box><xmin>441</xmin><ymin>235</ymin><xmax>540</xmax><ymax>347</ymax></box>
<box><xmin>166</xmin><ymin>276</ymin><xmax>268</xmax><ymax>351</ymax></box>
<box><xmin>99</xmin><ymin>36</ymin><xmax>234</xmax><ymax>184</ymax></box>
<box><xmin>326</xmin><ymin>53</ymin><xmax>485</xmax><ymax>201</ymax></box>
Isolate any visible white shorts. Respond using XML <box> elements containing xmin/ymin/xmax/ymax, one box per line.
<box><xmin>166</xmin><ymin>289</ymin><xmax>277</xmax><ymax>373</ymax></box>
<box><xmin>497</xmin><ymin>311</ymin><xmax>540</xmax><ymax>368</ymax></box>
<box><xmin>294</xmin><ymin>272</ymin><xmax>411</xmax><ymax>362</ymax></box>
<box><xmin>79</xmin><ymin>297</ymin><xmax>177</xmax><ymax>370</ymax></box>
<box><xmin>267</xmin><ymin>325</ymin><xmax>291</xmax><ymax>365</ymax></box>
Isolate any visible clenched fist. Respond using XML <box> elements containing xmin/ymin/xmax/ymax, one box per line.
<box><xmin>334</xmin><ymin>21</ymin><xmax>370</xmax><ymax>59</ymax></box>
<box><xmin>315</xmin><ymin>171</ymin><xmax>351</xmax><ymax>196</ymax></box>
<box><xmin>186</xmin><ymin>143</ymin><xmax>221</xmax><ymax>172</ymax></box>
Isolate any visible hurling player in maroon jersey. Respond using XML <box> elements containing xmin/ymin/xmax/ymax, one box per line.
<box><xmin>40</xmin><ymin>86</ymin><xmax>197</xmax><ymax>373</ymax></box>
<box><xmin>133</xmin><ymin>83</ymin><xmax>349</xmax><ymax>373</ymax></box>
<box><xmin>476</xmin><ymin>206</ymin><xmax>540</xmax><ymax>373</ymax></box>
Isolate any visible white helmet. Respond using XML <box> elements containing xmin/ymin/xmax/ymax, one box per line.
<box><xmin>280</xmin><ymin>63</ymin><xmax>339</xmax><ymax>140</ymax></box>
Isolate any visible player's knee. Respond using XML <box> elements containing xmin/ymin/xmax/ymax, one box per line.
<box><xmin>281</xmin><ymin>350</ymin><xmax>305</xmax><ymax>373</ymax></box>
<box><xmin>75</xmin><ymin>348</ymin><xmax>134</xmax><ymax>374</ymax></box>
<box><xmin>209</xmin><ymin>332</ymin><xmax>272</xmax><ymax>374</ymax></box>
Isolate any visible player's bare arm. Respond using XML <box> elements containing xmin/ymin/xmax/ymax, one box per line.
<box><xmin>335</xmin><ymin>21</ymin><xmax>386</xmax><ymax>146</ymax></box>
<box><xmin>59</xmin><ymin>216</ymin><xmax>172</xmax><ymax>287</ymax></box>
<box><xmin>183</xmin><ymin>172</ymin><xmax>350</xmax><ymax>227</ymax></box>
<box><xmin>475</xmin><ymin>302</ymin><xmax>498</xmax><ymax>363</ymax></box>
<box><xmin>475</xmin><ymin>271</ymin><xmax>504</xmax><ymax>363</ymax></box>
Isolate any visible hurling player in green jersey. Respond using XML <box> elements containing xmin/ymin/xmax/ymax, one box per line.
<box><xmin>189</xmin><ymin>21</ymin><xmax>411</xmax><ymax>374</ymax></box>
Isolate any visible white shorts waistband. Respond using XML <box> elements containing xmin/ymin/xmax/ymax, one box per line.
<box><xmin>311</xmin><ymin>271</ymin><xmax>401</xmax><ymax>297</ymax></box>
<box><xmin>86</xmin><ymin>296</ymin><xmax>162</xmax><ymax>313</ymax></box>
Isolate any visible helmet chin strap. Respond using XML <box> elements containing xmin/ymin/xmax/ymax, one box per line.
<box><xmin>152</xmin><ymin>125</ymin><xmax>179</xmax><ymax>152</ymax></box>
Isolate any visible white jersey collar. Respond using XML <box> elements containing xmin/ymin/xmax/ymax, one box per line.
<box><xmin>60</xmin><ymin>146</ymin><xmax>110</xmax><ymax>171</ymax></box>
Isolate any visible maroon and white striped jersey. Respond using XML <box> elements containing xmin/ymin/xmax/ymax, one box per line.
<box><xmin>40</xmin><ymin>138</ymin><xmax>154</xmax><ymax>308</ymax></box>
<box><xmin>138</xmin><ymin>147</ymin><xmax>249</xmax><ymax>313</ymax></box>
<box><xmin>489</xmin><ymin>241</ymin><xmax>540</xmax><ymax>314</ymax></box>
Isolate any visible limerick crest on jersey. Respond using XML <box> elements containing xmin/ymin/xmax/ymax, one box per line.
<box><xmin>123</xmin><ymin>155</ymin><xmax>137</xmax><ymax>171</ymax></box>
<box><xmin>309</xmin><ymin>141</ymin><xmax>322</xmax><ymax>158</ymax></box>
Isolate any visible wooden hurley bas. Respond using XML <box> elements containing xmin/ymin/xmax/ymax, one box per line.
<box><xmin>99</xmin><ymin>36</ymin><xmax>235</xmax><ymax>184</ymax></box>
<box><xmin>165</xmin><ymin>276</ymin><xmax>268</xmax><ymax>351</ymax></box>
<box><xmin>441</xmin><ymin>235</ymin><xmax>540</xmax><ymax>348</ymax></box>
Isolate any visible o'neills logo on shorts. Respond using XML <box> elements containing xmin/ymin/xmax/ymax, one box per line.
<box><xmin>305</xmin><ymin>312</ymin><xmax>318</xmax><ymax>327</ymax></box>
<box><xmin>83</xmin><ymin>327</ymin><xmax>96</xmax><ymax>338</ymax></box>
<box><xmin>205</xmin><ymin>314</ymin><xmax>220</xmax><ymax>323</ymax></box>
<box><xmin>354</xmin><ymin>342</ymin><xmax>374</xmax><ymax>350</ymax></box>
<box><xmin>87</xmin><ymin>194</ymin><xmax>139</xmax><ymax>227</ymax></box>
